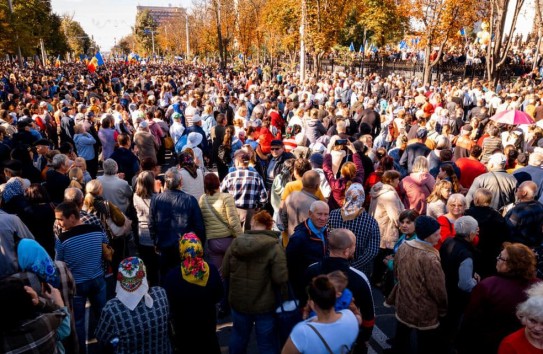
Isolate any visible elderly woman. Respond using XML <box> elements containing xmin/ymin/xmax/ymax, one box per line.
<box><xmin>282</xmin><ymin>275</ymin><xmax>359</xmax><ymax>354</ymax></box>
<box><xmin>399</xmin><ymin>155</ymin><xmax>435</xmax><ymax>215</ymax></box>
<box><xmin>465</xmin><ymin>188</ymin><xmax>507</xmax><ymax>278</ymax></box>
<box><xmin>498</xmin><ymin>283</ymin><xmax>543</xmax><ymax>353</ymax></box>
<box><xmin>96</xmin><ymin>257</ymin><xmax>172</xmax><ymax>354</ymax></box>
<box><xmin>459</xmin><ymin>243</ymin><xmax>541</xmax><ymax>354</ymax></box>
<box><xmin>177</xmin><ymin>151</ymin><xmax>205</xmax><ymax>200</ymax></box>
<box><xmin>436</xmin><ymin>193</ymin><xmax>466</xmax><ymax>250</ymax></box>
<box><xmin>73</xmin><ymin>123</ymin><xmax>96</xmax><ymax>175</ymax></box>
<box><xmin>163</xmin><ymin>233</ymin><xmax>223</xmax><ymax>354</ymax></box>
<box><xmin>328</xmin><ymin>183</ymin><xmax>380</xmax><ymax>276</ymax></box>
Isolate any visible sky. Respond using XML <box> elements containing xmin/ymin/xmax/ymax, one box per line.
<box><xmin>50</xmin><ymin>0</ymin><xmax>191</xmax><ymax>51</ymax></box>
<box><xmin>51</xmin><ymin>0</ymin><xmax>535</xmax><ymax>52</ymax></box>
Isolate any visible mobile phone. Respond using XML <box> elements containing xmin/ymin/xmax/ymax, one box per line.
<box><xmin>335</xmin><ymin>139</ymin><xmax>348</xmax><ymax>146</ymax></box>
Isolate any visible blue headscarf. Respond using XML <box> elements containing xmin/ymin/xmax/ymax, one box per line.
<box><xmin>3</xmin><ymin>178</ymin><xmax>24</xmax><ymax>204</ymax></box>
<box><xmin>17</xmin><ymin>239</ymin><xmax>59</xmax><ymax>286</ymax></box>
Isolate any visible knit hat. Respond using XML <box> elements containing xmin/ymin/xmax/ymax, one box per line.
<box><xmin>415</xmin><ymin>216</ymin><xmax>440</xmax><ymax>240</ymax></box>
<box><xmin>309</xmin><ymin>153</ymin><xmax>324</xmax><ymax>167</ymax></box>
<box><xmin>115</xmin><ymin>257</ymin><xmax>153</xmax><ymax>311</ymax></box>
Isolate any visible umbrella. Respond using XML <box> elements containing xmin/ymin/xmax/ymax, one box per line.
<box><xmin>490</xmin><ymin>109</ymin><xmax>535</xmax><ymax>125</ymax></box>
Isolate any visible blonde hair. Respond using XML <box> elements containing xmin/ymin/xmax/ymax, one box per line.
<box><xmin>427</xmin><ymin>180</ymin><xmax>452</xmax><ymax>203</ymax></box>
<box><xmin>83</xmin><ymin>179</ymin><xmax>102</xmax><ymax>212</ymax></box>
<box><xmin>68</xmin><ymin>167</ymin><xmax>84</xmax><ymax>189</ymax></box>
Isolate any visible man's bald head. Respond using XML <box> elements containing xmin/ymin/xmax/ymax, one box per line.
<box><xmin>517</xmin><ymin>181</ymin><xmax>537</xmax><ymax>202</ymax></box>
<box><xmin>328</xmin><ymin>229</ymin><xmax>356</xmax><ymax>258</ymax></box>
<box><xmin>64</xmin><ymin>187</ymin><xmax>84</xmax><ymax>208</ymax></box>
<box><xmin>302</xmin><ymin>170</ymin><xmax>320</xmax><ymax>191</ymax></box>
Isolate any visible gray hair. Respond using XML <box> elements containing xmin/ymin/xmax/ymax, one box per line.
<box><xmin>411</xmin><ymin>156</ymin><xmax>429</xmax><ymax>173</ymax></box>
<box><xmin>447</xmin><ymin>193</ymin><xmax>466</xmax><ymax>208</ymax></box>
<box><xmin>454</xmin><ymin>216</ymin><xmax>478</xmax><ymax>238</ymax></box>
<box><xmin>309</xmin><ymin>200</ymin><xmax>329</xmax><ymax>213</ymax></box>
<box><xmin>164</xmin><ymin>167</ymin><xmax>182</xmax><ymax>190</ymax></box>
<box><xmin>529</xmin><ymin>152</ymin><xmax>543</xmax><ymax>167</ymax></box>
<box><xmin>51</xmin><ymin>154</ymin><xmax>68</xmax><ymax>170</ymax></box>
<box><xmin>64</xmin><ymin>187</ymin><xmax>84</xmax><ymax>206</ymax></box>
<box><xmin>102</xmin><ymin>159</ymin><xmax>118</xmax><ymax>176</ymax></box>
<box><xmin>517</xmin><ymin>296</ymin><xmax>543</xmax><ymax>324</ymax></box>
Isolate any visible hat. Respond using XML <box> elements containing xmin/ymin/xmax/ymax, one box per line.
<box><xmin>488</xmin><ymin>152</ymin><xmax>506</xmax><ymax>167</ymax></box>
<box><xmin>34</xmin><ymin>138</ymin><xmax>51</xmax><ymax>147</ymax></box>
<box><xmin>139</xmin><ymin>120</ymin><xmax>149</xmax><ymax>129</ymax></box>
<box><xmin>39</xmin><ymin>101</ymin><xmax>48</xmax><ymax>108</ymax></box>
<box><xmin>415</xmin><ymin>216</ymin><xmax>440</xmax><ymax>240</ymax></box>
<box><xmin>115</xmin><ymin>257</ymin><xmax>153</xmax><ymax>311</ymax></box>
<box><xmin>309</xmin><ymin>153</ymin><xmax>324</xmax><ymax>166</ymax></box>
<box><xmin>186</xmin><ymin>132</ymin><xmax>203</xmax><ymax>148</ymax></box>
<box><xmin>172</xmin><ymin>112</ymin><xmax>182</xmax><ymax>120</ymax></box>
<box><xmin>271</xmin><ymin>139</ymin><xmax>284</xmax><ymax>147</ymax></box>
<box><xmin>416</xmin><ymin>128</ymin><xmax>428</xmax><ymax>139</ymax></box>
<box><xmin>192</xmin><ymin>115</ymin><xmax>202</xmax><ymax>123</ymax></box>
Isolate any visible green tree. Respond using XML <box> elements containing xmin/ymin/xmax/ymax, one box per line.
<box><xmin>133</xmin><ymin>9</ymin><xmax>157</xmax><ymax>56</ymax></box>
<box><xmin>61</xmin><ymin>15</ymin><xmax>92</xmax><ymax>55</ymax></box>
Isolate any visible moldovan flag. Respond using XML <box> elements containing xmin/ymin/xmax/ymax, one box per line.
<box><xmin>87</xmin><ymin>56</ymin><xmax>98</xmax><ymax>73</ymax></box>
<box><xmin>95</xmin><ymin>52</ymin><xmax>105</xmax><ymax>66</ymax></box>
<box><xmin>54</xmin><ymin>55</ymin><xmax>61</xmax><ymax>68</ymax></box>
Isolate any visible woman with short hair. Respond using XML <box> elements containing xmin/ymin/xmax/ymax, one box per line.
<box><xmin>436</xmin><ymin>193</ymin><xmax>467</xmax><ymax>250</ymax></box>
<box><xmin>399</xmin><ymin>155</ymin><xmax>435</xmax><ymax>215</ymax></box>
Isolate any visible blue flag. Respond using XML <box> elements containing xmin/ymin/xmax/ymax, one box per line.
<box><xmin>359</xmin><ymin>45</ymin><xmax>364</xmax><ymax>53</ymax></box>
<box><xmin>459</xmin><ymin>28</ymin><xmax>466</xmax><ymax>36</ymax></box>
<box><xmin>95</xmin><ymin>52</ymin><xmax>104</xmax><ymax>66</ymax></box>
<box><xmin>349</xmin><ymin>42</ymin><xmax>355</xmax><ymax>52</ymax></box>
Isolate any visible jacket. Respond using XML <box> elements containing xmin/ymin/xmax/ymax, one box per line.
<box><xmin>149</xmin><ymin>189</ymin><xmax>206</xmax><ymax>249</ymax></box>
<box><xmin>399</xmin><ymin>172</ymin><xmax>435</xmax><ymax>215</ymax></box>
<box><xmin>323</xmin><ymin>152</ymin><xmax>365</xmax><ymax>210</ymax></box>
<box><xmin>305</xmin><ymin>119</ymin><xmax>327</xmax><ymax>145</ymax></box>
<box><xmin>466</xmin><ymin>170</ymin><xmax>517</xmax><ymax>210</ymax></box>
<box><xmin>198</xmin><ymin>192</ymin><xmax>243</xmax><ymax>240</ymax></box>
<box><xmin>504</xmin><ymin>200</ymin><xmax>543</xmax><ymax>248</ymax></box>
<box><xmin>73</xmin><ymin>132</ymin><xmax>96</xmax><ymax>160</ymax></box>
<box><xmin>387</xmin><ymin>239</ymin><xmax>448</xmax><ymax>330</ymax></box>
<box><xmin>222</xmin><ymin>230</ymin><xmax>287</xmax><ymax>314</ymax></box>
<box><xmin>369</xmin><ymin>182</ymin><xmax>404</xmax><ymax>249</ymax></box>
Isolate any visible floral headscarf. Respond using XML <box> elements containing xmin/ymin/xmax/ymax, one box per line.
<box><xmin>17</xmin><ymin>239</ymin><xmax>59</xmax><ymax>286</ymax></box>
<box><xmin>179</xmin><ymin>232</ymin><xmax>209</xmax><ymax>287</ymax></box>
<box><xmin>341</xmin><ymin>183</ymin><xmax>365</xmax><ymax>221</ymax></box>
<box><xmin>178</xmin><ymin>151</ymin><xmax>198</xmax><ymax>178</ymax></box>
<box><xmin>116</xmin><ymin>257</ymin><xmax>153</xmax><ymax>311</ymax></box>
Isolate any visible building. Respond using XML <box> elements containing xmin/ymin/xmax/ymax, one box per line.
<box><xmin>136</xmin><ymin>5</ymin><xmax>186</xmax><ymax>27</ymax></box>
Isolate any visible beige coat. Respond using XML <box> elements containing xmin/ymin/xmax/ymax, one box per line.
<box><xmin>387</xmin><ymin>239</ymin><xmax>448</xmax><ymax>330</ymax></box>
<box><xmin>198</xmin><ymin>192</ymin><xmax>243</xmax><ymax>240</ymax></box>
<box><xmin>368</xmin><ymin>182</ymin><xmax>404</xmax><ymax>249</ymax></box>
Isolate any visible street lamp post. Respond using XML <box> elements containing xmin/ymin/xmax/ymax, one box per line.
<box><xmin>144</xmin><ymin>28</ymin><xmax>156</xmax><ymax>58</ymax></box>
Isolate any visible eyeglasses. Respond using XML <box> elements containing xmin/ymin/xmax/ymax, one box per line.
<box><xmin>270</xmin><ymin>147</ymin><xmax>282</xmax><ymax>151</ymax></box>
<box><xmin>496</xmin><ymin>255</ymin><xmax>508</xmax><ymax>262</ymax></box>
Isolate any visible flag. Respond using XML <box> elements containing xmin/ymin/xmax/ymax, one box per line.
<box><xmin>359</xmin><ymin>45</ymin><xmax>364</xmax><ymax>53</ymax></box>
<box><xmin>349</xmin><ymin>42</ymin><xmax>355</xmax><ymax>52</ymax></box>
<box><xmin>399</xmin><ymin>40</ymin><xmax>407</xmax><ymax>50</ymax></box>
<box><xmin>370</xmin><ymin>44</ymin><xmax>378</xmax><ymax>53</ymax></box>
<box><xmin>54</xmin><ymin>55</ymin><xmax>60</xmax><ymax>68</ymax></box>
<box><xmin>95</xmin><ymin>52</ymin><xmax>104</xmax><ymax>66</ymax></box>
<box><xmin>87</xmin><ymin>56</ymin><xmax>98</xmax><ymax>73</ymax></box>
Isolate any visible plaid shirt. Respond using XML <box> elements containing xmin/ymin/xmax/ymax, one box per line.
<box><xmin>220</xmin><ymin>168</ymin><xmax>268</xmax><ymax>209</ymax></box>
<box><xmin>54</xmin><ymin>210</ymin><xmax>105</xmax><ymax>238</ymax></box>
<box><xmin>328</xmin><ymin>209</ymin><xmax>381</xmax><ymax>276</ymax></box>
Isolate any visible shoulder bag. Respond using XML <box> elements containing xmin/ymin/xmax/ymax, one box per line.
<box><xmin>307</xmin><ymin>323</ymin><xmax>353</xmax><ymax>354</ymax></box>
<box><xmin>105</xmin><ymin>201</ymin><xmax>132</xmax><ymax>238</ymax></box>
<box><xmin>204</xmin><ymin>195</ymin><xmax>235</xmax><ymax>236</ymax></box>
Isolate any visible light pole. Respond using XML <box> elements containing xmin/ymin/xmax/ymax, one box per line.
<box><xmin>144</xmin><ymin>28</ymin><xmax>156</xmax><ymax>57</ymax></box>
<box><xmin>299</xmin><ymin>0</ymin><xmax>306</xmax><ymax>82</ymax></box>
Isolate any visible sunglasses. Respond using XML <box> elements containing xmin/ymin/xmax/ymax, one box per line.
<box><xmin>270</xmin><ymin>147</ymin><xmax>282</xmax><ymax>151</ymax></box>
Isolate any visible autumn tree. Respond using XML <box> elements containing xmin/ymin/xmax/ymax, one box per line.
<box><xmin>112</xmin><ymin>34</ymin><xmax>136</xmax><ymax>55</ymax></box>
<box><xmin>357</xmin><ymin>0</ymin><xmax>409</xmax><ymax>48</ymax></box>
<box><xmin>260</xmin><ymin>0</ymin><xmax>300</xmax><ymax>65</ymax></box>
<box><xmin>61</xmin><ymin>15</ymin><xmax>93</xmax><ymax>56</ymax></box>
<box><xmin>133</xmin><ymin>9</ymin><xmax>158</xmax><ymax>56</ymax></box>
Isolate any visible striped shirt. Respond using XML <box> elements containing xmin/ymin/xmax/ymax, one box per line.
<box><xmin>55</xmin><ymin>224</ymin><xmax>107</xmax><ymax>284</ymax></box>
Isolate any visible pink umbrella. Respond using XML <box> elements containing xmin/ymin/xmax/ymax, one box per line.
<box><xmin>490</xmin><ymin>109</ymin><xmax>535</xmax><ymax>125</ymax></box>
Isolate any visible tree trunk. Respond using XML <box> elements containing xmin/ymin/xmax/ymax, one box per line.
<box><xmin>423</xmin><ymin>46</ymin><xmax>432</xmax><ymax>85</ymax></box>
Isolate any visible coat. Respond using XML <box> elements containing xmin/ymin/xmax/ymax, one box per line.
<box><xmin>399</xmin><ymin>172</ymin><xmax>435</xmax><ymax>215</ymax></box>
<box><xmin>369</xmin><ymin>182</ymin><xmax>404</xmax><ymax>249</ymax></box>
<box><xmin>198</xmin><ymin>192</ymin><xmax>243</xmax><ymax>240</ymax></box>
<box><xmin>387</xmin><ymin>239</ymin><xmax>448</xmax><ymax>330</ymax></box>
<box><xmin>222</xmin><ymin>230</ymin><xmax>288</xmax><ymax>314</ymax></box>
<box><xmin>465</xmin><ymin>169</ymin><xmax>517</xmax><ymax>210</ymax></box>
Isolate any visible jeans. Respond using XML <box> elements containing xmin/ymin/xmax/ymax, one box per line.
<box><xmin>392</xmin><ymin>321</ymin><xmax>441</xmax><ymax>354</ymax></box>
<box><xmin>229</xmin><ymin>310</ymin><xmax>278</xmax><ymax>354</ymax></box>
<box><xmin>74</xmin><ymin>276</ymin><xmax>106</xmax><ymax>354</ymax></box>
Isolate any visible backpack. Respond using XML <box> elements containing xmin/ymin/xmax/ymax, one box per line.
<box><xmin>174</xmin><ymin>134</ymin><xmax>188</xmax><ymax>154</ymax></box>
<box><xmin>217</xmin><ymin>145</ymin><xmax>232</xmax><ymax>165</ymax></box>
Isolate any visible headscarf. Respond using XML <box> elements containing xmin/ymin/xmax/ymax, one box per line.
<box><xmin>3</xmin><ymin>178</ymin><xmax>25</xmax><ymax>204</ymax></box>
<box><xmin>178</xmin><ymin>151</ymin><xmax>198</xmax><ymax>178</ymax></box>
<box><xmin>179</xmin><ymin>232</ymin><xmax>209</xmax><ymax>287</ymax></box>
<box><xmin>115</xmin><ymin>257</ymin><xmax>153</xmax><ymax>311</ymax></box>
<box><xmin>341</xmin><ymin>183</ymin><xmax>365</xmax><ymax>221</ymax></box>
<box><xmin>17</xmin><ymin>239</ymin><xmax>59</xmax><ymax>286</ymax></box>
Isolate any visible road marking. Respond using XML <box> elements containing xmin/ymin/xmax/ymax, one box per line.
<box><xmin>372</xmin><ymin>325</ymin><xmax>391</xmax><ymax>350</ymax></box>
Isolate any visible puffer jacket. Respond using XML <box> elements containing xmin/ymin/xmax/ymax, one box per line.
<box><xmin>198</xmin><ymin>192</ymin><xmax>243</xmax><ymax>240</ymax></box>
<box><xmin>222</xmin><ymin>230</ymin><xmax>288</xmax><ymax>314</ymax></box>
<box><xmin>305</xmin><ymin>118</ymin><xmax>327</xmax><ymax>145</ymax></box>
<box><xmin>399</xmin><ymin>171</ymin><xmax>435</xmax><ymax>215</ymax></box>
<box><xmin>386</xmin><ymin>239</ymin><xmax>447</xmax><ymax>330</ymax></box>
<box><xmin>369</xmin><ymin>182</ymin><xmax>404</xmax><ymax>249</ymax></box>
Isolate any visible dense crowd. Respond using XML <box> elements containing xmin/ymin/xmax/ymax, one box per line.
<box><xmin>1</xmin><ymin>60</ymin><xmax>543</xmax><ymax>354</ymax></box>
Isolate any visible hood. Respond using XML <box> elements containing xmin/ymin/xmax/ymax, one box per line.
<box><xmin>230</xmin><ymin>230</ymin><xmax>280</xmax><ymax>258</ymax></box>
<box><xmin>409</xmin><ymin>171</ymin><xmax>432</xmax><ymax>186</ymax></box>
<box><xmin>369</xmin><ymin>182</ymin><xmax>396</xmax><ymax>198</ymax></box>
<box><xmin>306</xmin><ymin>119</ymin><xmax>320</xmax><ymax>128</ymax></box>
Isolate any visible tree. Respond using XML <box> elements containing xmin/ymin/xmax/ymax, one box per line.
<box><xmin>61</xmin><ymin>15</ymin><xmax>92</xmax><ymax>56</ymax></box>
<box><xmin>485</xmin><ymin>0</ymin><xmax>525</xmax><ymax>84</ymax></box>
<box><xmin>133</xmin><ymin>9</ymin><xmax>157</xmax><ymax>56</ymax></box>
<box><xmin>112</xmin><ymin>34</ymin><xmax>135</xmax><ymax>55</ymax></box>
<box><xmin>357</xmin><ymin>0</ymin><xmax>409</xmax><ymax>48</ymax></box>
<box><xmin>260</xmin><ymin>0</ymin><xmax>300</xmax><ymax>65</ymax></box>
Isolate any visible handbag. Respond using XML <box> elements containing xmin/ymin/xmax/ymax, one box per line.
<box><xmin>275</xmin><ymin>282</ymin><xmax>302</xmax><ymax>347</ymax></box>
<box><xmin>105</xmin><ymin>201</ymin><xmax>132</xmax><ymax>238</ymax></box>
<box><xmin>203</xmin><ymin>195</ymin><xmax>236</xmax><ymax>236</ymax></box>
<box><xmin>102</xmin><ymin>243</ymin><xmax>114</xmax><ymax>262</ymax></box>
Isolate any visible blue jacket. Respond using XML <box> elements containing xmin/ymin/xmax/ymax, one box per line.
<box><xmin>149</xmin><ymin>189</ymin><xmax>206</xmax><ymax>249</ymax></box>
<box><xmin>74</xmin><ymin>133</ymin><xmax>96</xmax><ymax>160</ymax></box>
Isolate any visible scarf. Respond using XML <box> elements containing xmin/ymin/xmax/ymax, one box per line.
<box><xmin>179</xmin><ymin>232</ymin><xmax>209</xmax><ymax>287</ymax></box>
<box><xmin>115</xmin><ymin>257</ymin><xmax>153</xmax><ymax>311</ymax></box>
<box><xmin>178</xmin><ymin>152</ymin><xmax>198</xmax><ymax>178</ymax></box>
<box><xmin>3</xmin><ymin>178</ymin><xmax>24</xmax><ymax>204</ymax></box>
<box><xmin>307</xmin><ymin>219</ymin><xmax>326</xmax><ymax>241</ymax></box>
<box><xmin>341</xmin><ymin>183</ymin><xmax>365</xmax><ymax>221</ymax></box>
<box><xmin>17</xmin><ymin>239</ymin><xmax>59</xmax><ymax>286</ymax></box>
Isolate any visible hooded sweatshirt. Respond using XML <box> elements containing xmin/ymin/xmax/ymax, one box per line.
<box><xmin>369</xmin><ymin>182</ymin><xmax>405</xmax><ymax>249</ymax></box>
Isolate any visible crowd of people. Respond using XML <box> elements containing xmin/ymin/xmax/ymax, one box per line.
<box><xmin>1</xmin><ymin>58</ymin><xmax>543</xmax><ymax>354</ymax></box>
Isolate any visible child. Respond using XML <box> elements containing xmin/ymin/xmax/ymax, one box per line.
<box><xmin>303</xmin><ymin>270</ymin><xmax>362</xmax><ymax>325</ymax></box>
